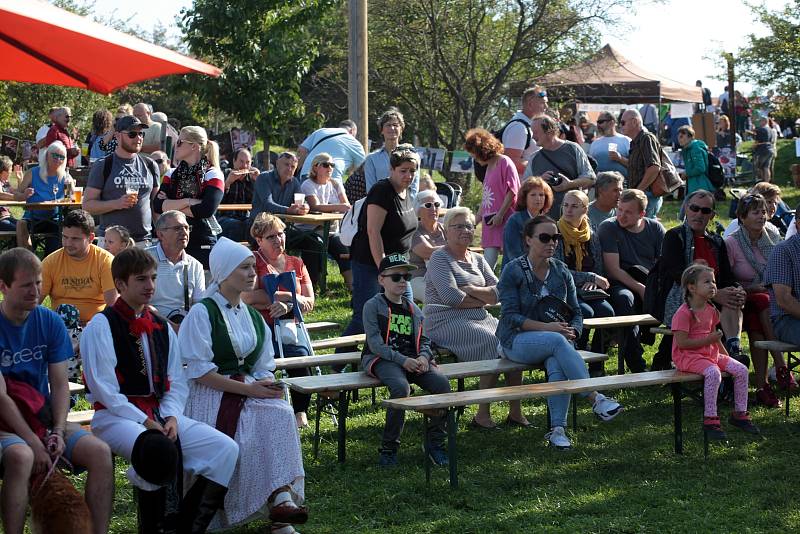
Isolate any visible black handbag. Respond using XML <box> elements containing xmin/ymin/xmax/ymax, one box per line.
<box><xmin>533</xmin><ymin>294</ymin><xmax>575</xmax><ymax>323</ymax></box>
<box><xmin>577</xmin><ymin>288</ymin><xmax>610</xmax><ymax>302</ymax></box>
<box><xmin>625</xmin><ymin>264</ymin><xmax>650</xmax><ymax>285</ymax></box>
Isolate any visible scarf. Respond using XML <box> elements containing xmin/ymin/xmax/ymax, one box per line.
<box><xmin>734</xmin><ymin>224</ymin><xmax>779</xmax><ymax>286</ymax></box>
<box><xmin>169</xmin><ymin>157</ymin><xmax>208</xmax><ymax>199</ymax></box>
<box><xmin>111</xmin><ymin>297</ymin><xmax>166</xmax><ymax>396</ymax></box>
<box><xmin>558</xmin><ymin>216</ymin><xmax>591</xmax><ymax>271</ymax></box>
<box><xmin>204</xmin><ymin>237</ymin><xmax>255</xmax><ymax>298</ymax></box>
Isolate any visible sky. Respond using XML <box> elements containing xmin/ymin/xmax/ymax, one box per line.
<box><xmin>94</xmin><ymin>0</ymin><xmax>787</xmax><ymax>96</ymax></box>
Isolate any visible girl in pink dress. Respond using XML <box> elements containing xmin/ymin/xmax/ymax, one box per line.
<box><xmin>465</xmin><ymin>128</ymin><xmax>520</xmax><ymax>270</ymax></box>
<box><xmin>672</xmin><ymin>263</ymin><xmax>759</xmax><ymax>440</ymax></box>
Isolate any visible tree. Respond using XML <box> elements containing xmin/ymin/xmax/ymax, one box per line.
<box><xmin>737</xmin><ymin>0</ymin><xmax>800</xmax><ymax>94</ymax></box>
<box><xmin>179</xmin><ymin>0</ymin><xmax>338</xmax><ymax>154</ymax></box>
<box><xmin>365</xmin><ymin>0</ymin><xmax>630</xmax><ymax>181</ymax></box>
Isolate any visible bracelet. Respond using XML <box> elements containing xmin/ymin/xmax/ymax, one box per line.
<box><xmin>52</xmin><ymin>427</ymin><xmax>64</xmax><ymax>436</ymax></box>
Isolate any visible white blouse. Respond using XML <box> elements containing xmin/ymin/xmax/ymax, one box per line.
<box><xmin>178</xmin><ymin>292</ymin><xmax>275</xmax><ymax>381</ymax></box>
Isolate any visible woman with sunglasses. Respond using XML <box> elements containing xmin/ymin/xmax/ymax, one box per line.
<box><xmin>554</xmin><ymin>190</ymin><xmax>613</xmax><ymax>375</ymax></box>
<box><xmin>465</xmin><ymin>128</ymin><xmax>520</xmax><ymax>270</ymax></box>
<box><xmin>424</xmin><ymin>207</ymin><xmax>527</xmax><ymax>429</ymax></box>
<box><xmin>299</xmin><ymin>152</ymin><xmax>352</xmax><ymax>289</ymax></box>
<box><xmin>500</xmin><ymin>176</ymin><xmax>553</xmax><ymax>271</ymax></box>
<box><xmin>497</xmin><ymin>215</ymin><xmax>623</xmax><ymax>449</ymax></box>
<box><xmin>243</xmin><ymin>213</ymin><xmax>315</xmax><ymax>428</ymax></box>
<box><xmin>154</xmin><ymin>126</ymin><xmax>224</xmax><ymax>269</ymax></box>
<box><xmin>15</xmin><ymin>141</ymin><xmax>72</xmax><ymax>254</ymax></box>
<box><xmin>408</xmin><ymin>189</ymin><xmax>445</xmax><ymax>302</ymax></box>
<box><xmin>341</xmin><ymin>146</ymin><xmax>419</xmax><ymax>341</ymax></box>
<box><xmin>725</xmin><ymin>193</ymin><xmax>795</xmax><ymax>407</ymax></box>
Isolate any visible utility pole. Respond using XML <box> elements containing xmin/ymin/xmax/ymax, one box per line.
<box><xmin>724</xmin><ymin>53</ymin><xmax>735</xmax><ymax>151</ymax></box>
<box><xmin>348</xmin><ymin>0</ymin><xmax>368</xmax><ymax>151</ymax></box>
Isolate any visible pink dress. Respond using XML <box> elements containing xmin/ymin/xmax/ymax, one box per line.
<box><xmin>479</xmin><ymin>154</ymin><xmax>520</xmax><ymax>248</ymax></box>
<box><xmin>671</xmin><ymin>303</ymin><xmax>722</xmax><ymax>371</ymax></box>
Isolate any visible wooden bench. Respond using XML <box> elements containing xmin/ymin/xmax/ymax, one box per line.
<box><xmin>68</xmin><ymin>381</ymin><xmax>85</xmax><ymax>395</ymax></box>
<box><xmin>67</xmin><ymin>409</ymin><xmax>94</xmax><ymax>426</ymax></box>
<box><xmin>284</xmin><ymin>351</ymin><xmax>608</xmax><ymax>463</ymax></box>
<box><xmin>310</xmin><ymin>334</ymin><xmax>365</xmax><ymax>351</ymax></box>
<box><xmin>753</xmin><ymin>340</ymin><xmax>800</xmax><ymax>416</ymax></box>
<box><xmin>275</xmin><ymin>351</ymin><xmax>360</xmax><ymax>371</ymax></box>
<box><xmin>583</xmin><ymin>314</ymin><xmax>661</xmax><ymax>374</ymax></box>
<box><xmin>384</xmin><ymin>369</ymin><xmax>714</xmax><ymax>487</ymax></box>
<box><xmin>305</xmin><ymin>321</ymin><xmax>340</xmax><ymax>334</ymax></box>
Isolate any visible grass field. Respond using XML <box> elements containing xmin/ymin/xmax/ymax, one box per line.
<box><xmin>52</xmin><ymin>142</ymin><xmax>800</xmax><ymax>533</ymax></box>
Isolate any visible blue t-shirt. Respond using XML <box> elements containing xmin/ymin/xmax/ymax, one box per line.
<box><xmin>0</xmin><ymin>306</ymin><xmax>73</xmax><ymax>398</ymax></box>
<box><xmin>299</xmin><ymin>127</ymin><xmax>366</xmax><ymax>181</ymax></box>
<box><xmin>588</xmin><ymin>134</ymin><xmax>631</xmax><ymax>178</ymax></box>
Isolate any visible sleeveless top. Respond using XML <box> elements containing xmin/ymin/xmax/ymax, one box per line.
<box><xmin>200</xmin><ymin>297</ymin><xmax>266</xmax><ymax>376</ymax></box>
<box><xmin>24</xmin><ymin>166</ymin><xmax>64</xmax><ymax>220</ymax></box>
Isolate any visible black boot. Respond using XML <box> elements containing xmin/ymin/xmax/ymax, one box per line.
<box><xmin>178</xmin><ymin>476</ymin><xmax>228</xmax><ymax>534</ymax></box>
<box><xmin>137</xmin><ymin>487</ymin><xmax>176</xmax><ymax>534</ymax></box>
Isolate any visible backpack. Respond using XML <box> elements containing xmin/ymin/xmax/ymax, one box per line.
<box><xmin>339</xmin><ymin>197</ymin><xmax>366</xmax><ymax>247</ymax></box>
<box><xmin>706</xmin><ymin>151</ymin><xmax>725</xmax><ymax>189</ymax></box>
<box><xmin>344</xmin><ymin>162</ymin><xmax>367</xmax><ymax>204</ymax></box>
<box><xmin>474</xmin><ymin>118</ymin><xmax>531</xmax><ymax>182</ymax></box>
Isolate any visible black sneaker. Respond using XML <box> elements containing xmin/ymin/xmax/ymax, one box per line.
<box><xmin>378</xmin><ymin>449</ymin><xmax>398</xmax><ymax>467</ymax></box>
<box><xmin>728</xmin><ymin>413</ymin><xmax>761</xmax><ymax>435</ymax></box>
<box><xmin>703</xmin><ymin>418</ymin><xmax>727</xmax><ymax>441</ymax></box>
<box><xmin>422</xmin><ymin>443</ymin><xmax>449</xmax><ymax>466</ymax></box>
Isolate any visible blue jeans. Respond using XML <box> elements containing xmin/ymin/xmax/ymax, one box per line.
<box><xmin>504</xmin><ymin>331</ymin><xmax>589</xmax><ymax>428</ymax></box>
<box><xmin>645</xmin><ymin>191</ymin><xmax>662</xmax><ymax>219</ymax></box>
<box><xmin>608</xmin><ymin>284</ymin><xmax>647</xmax><ymax>372</ymax></box>
<box><xmin>774</xmin><ymin>316</ymin><xmax>800</xmax><ymax>347</ymax></box>
<box><xmin>340</xmin><ymin>261</ymin><xmax>381</xmax><ymax>341</ymax></box>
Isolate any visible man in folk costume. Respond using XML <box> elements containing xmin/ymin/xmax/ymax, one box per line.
<box><xmin>81</xmin><ymin>247</ymin><xmax>239</xmax><ymax>533</ymax></box>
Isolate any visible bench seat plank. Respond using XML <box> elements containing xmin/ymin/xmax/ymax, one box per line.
<box><xmin>276</xmin><ymin>351</ymin><xmax>360</xmax><ymax>370</ymax></box>
<box><xmin>753</xmin><ymin>340</ymin><xmax>800</xmax><ymax>352</ymax></box>
<box><xmin>310</xmin><ymin>334</ymin><xmax>365</xmax><ymax>351</ymax></box>
<box><xmin>584</xmin><ymin>314</ymin><xmax>659</xmax><ymax>329</ymax></box>
<box><xmin>383</xmin><ymin>370</ymin><xmax>699</xmax><ymax>411</ymax></box>
<box><xmin>67</xmin><ymin>410</ymin><xmax>94</xmax><ymax>425</ymax></box>
<box><xmin>305</xmin><ymin>321</ymin><xmax>340</xmax><ymax>333</ymax></box>
<box><xmin>69</xmin><ymin>381</ymin><xmax>85</xmax><ymax>394</ymax></box>
<box><xmin>284</xmin><ymin>351</ymin><xmax>607</xmax><ymax>394</ymax></box>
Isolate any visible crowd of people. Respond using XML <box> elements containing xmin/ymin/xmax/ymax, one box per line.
<box><xmin>1</xmin><ymin>87</ymin><xmax>800</xmax><ymax>533</ymax></box>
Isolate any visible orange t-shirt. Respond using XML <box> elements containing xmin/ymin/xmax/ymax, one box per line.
<box><xmin>41</xmin><ymin>245</ymin><xmax>115</xmax><ymax>323</ymax></box>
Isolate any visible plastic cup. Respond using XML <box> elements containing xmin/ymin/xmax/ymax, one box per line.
<box><xmin>608</xmin><ymin>143</ymin><xmax>618</xmax><ymax>153</ymax></box>
<box><xmin>294</xmin><ymin>193</ymin><xmax>305</xmax><ymax>206</ymax></box>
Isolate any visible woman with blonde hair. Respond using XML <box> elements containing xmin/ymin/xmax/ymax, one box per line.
<box><xmin>555</xmin><ymin>190</ymin><xmax>613</xmax><ymax>374</ymax></box>
<box><xmin>154</xmin><ymin>125</ymin><xmax>224</xmax><ymax>268</ymax></box>
<box><xmin>17</xmin><ymin>141</ymin><xmax>73</xmax><ymax>253</ymax></box>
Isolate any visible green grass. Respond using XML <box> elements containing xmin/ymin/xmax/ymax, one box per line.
<box><xmin>55</xmin><ymin>149</ymin><xmax>800</xmax><ymax>532</ymax></box>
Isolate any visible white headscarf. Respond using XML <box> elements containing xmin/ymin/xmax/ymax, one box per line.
<box><xmin>203</xmin><ymin>237</ymin><xmax>254</xmax><ymax>298</ymax></box>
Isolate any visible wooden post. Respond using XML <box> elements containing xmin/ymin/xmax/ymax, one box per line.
<box><xmin>725</xmin><ymin>53</ymin><xmax>735</xmax><ymax>150</ymax></box>
<box><xmin>348</xmin><ymin>0</ymin><xmax>368</xmax><ymax>151</ymax></box>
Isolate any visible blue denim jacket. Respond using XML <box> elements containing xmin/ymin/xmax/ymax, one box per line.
<box><xmin>496</xmin><ymin>256</ymin><xmax>583</xmax><ymax>350</ymax></box>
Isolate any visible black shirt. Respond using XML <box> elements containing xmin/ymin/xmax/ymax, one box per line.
<box><xmin>351</xmin><ymin>179</ymin><xmax>417</xmax><ymax>265</ymax></box>
<box><xmin>384</xmin><ymin>296</ymin><xmax>415</xmax><ymax>357</ymax></box>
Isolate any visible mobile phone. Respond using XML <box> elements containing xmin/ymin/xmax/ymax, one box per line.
<box><xmin>483</xmin><ymin>213</ymin><xmax>496</xmax><ymax>224</ymax></box>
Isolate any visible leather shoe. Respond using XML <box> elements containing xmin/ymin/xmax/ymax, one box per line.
<box><xmin>269</xmin><ymin>503</ymin><xmax>309</xmax><ymax>525</ymax></box>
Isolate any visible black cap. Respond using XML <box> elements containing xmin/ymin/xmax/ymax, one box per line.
<box><xmin>115</xmin><ymin>115</ymin><xmax>149</xmax><ymax>132</ymax></box>
<box><xmin>379</xmin><ymin>253</ymin><xmax>416</xmax><ymax>274</ymax></box>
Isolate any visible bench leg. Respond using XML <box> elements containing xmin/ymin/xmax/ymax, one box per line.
<box><xmin>571</xmin><ymin>394</ymin><xmax>577</xmax><ymax>432</ymax></box>
<box><xmin>337</xmin><ymin>391</ymin><xmax>349</xmax><ymax>463</ymax></box>
<box><xmin>703</xmin><ymin>427</ymin><xmax>709</xmax><ymax>460</ymax></box>
<box><xmin>423</xmin><ymin>415</ymin><xmax>431</xmax><ymax>484</ymax></box>
<box><xmin>313</xmin><ymin>394</ymin><xmax>323</xmax><ymax>460</ymax></box>
<box><xmin>786</xmin><ymin>352</ymin><xmax>797</xmax><ymax>418</ymax></box>
<box><xmin>371</xmin><ymin>387</ymin><xmax>376</xmax><ymax>406</ymax></box>
<box><xmin>672</xmin><ymin>383</ymin><xmax>683</xmax><ymax>455</ymax></box>
<box><xmin>447</xmin><ymin>409</ymin><xmax>458</xmax><ymax>488</ymax></box>
<box><xmin>456</xmin><ymin>378</ymin><xmax>465</xmax><ymax>420</ymax></box>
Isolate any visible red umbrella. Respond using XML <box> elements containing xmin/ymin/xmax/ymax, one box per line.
<box><xmin>0</xmin><ymin>0</ymin><xmax>221</xmax><ymax>94</ymax></box>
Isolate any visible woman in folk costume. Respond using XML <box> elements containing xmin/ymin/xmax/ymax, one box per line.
<box><xmin>179</xmin><ymin>237</ymin><xmax>307</xmax><ymax>533</ymax></box>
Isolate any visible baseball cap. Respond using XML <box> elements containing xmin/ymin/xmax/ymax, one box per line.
<box><xmin>379</xmin><ymin>253</ymin><xmax>416</xmax><ymax>274</ymax></box>
<box><xmin>115</xmin><ymin>115</ymin><xmax>149</xmax><ymax>132</ymax></box>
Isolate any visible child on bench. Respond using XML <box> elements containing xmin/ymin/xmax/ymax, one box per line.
<box><xmin>672</xmin><ymin>263</ymin><xmax>760</xmax><ymax>439</ymax></box>
<box><xmin>362</xmin><ymin>253</ymin><xmax>451</xmax><ymax>467</ymax></box>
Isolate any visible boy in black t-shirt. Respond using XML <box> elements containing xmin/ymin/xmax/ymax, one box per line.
<box><xmin>361</xmin><ymin>253</ymin><xmax>451</xmax><ymax>467</ymax></box>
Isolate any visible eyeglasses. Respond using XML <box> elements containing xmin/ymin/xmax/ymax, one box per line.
<box><xmin>597</xmin><ymin>119</ymin><xmax>610</xmax><ymax>124</ymax></box>
<box><xmin>124</xmin><ymin>131</ymin><xmax>145</xmax><ymax>139</ymax></box>
<box><xmin>263</xmin><ymin>232</ymin><xmax>285</xmax><ymax>242</ymax></box>
<box><xmin>688</xmin><ymin>204</ymin><xmax>714</xmax><ymax>215</ymax></box>
<box><xmin>381</xmin><ymin>273</ymin><xmax>413</xmax><ymax>282</ymax></box>
<box><xmin>163</xmin><ymin>225</ymin><xmax>190</xmax><ymax>233</ymax></box>
<box><xmin>316</xmin><ymin>162</ymin><xmax>335</xmax><ymax>169</ymax></box>
<box><xmin>422</xmin><ymin>202</ymin><xmax>442</xmax><ymax>209</ymax></box>
<box><xmin>50</xmin><ymin>153</ymin><xmax>66</xmax><ymax>161</ymax></box>
<box><xmin>153</xmin><ymin>158</ymin><xmax>164</xmax><ymax>164</ymax></box>
<box><xmin>449</xmin><ymin>223</ymin><xmax>475</xmax><ymax>232</ymax></box>
<box><xmin>176</xmin><ymin>139</ymin><xmax>196</xmax><ymax>147</ymax></box>
<box><xmin>535</xmin><ymin>233</ymin><xmax>562</xmax><ymax>243</ymax></box>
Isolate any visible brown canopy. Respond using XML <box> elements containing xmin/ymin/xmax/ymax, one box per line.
<box><xmin>531</xmin><ymin>44</ymin><xmax>702</xmax><ymax>104</ymax></box>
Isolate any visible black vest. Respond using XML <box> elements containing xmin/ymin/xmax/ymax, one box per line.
<box><xmin>100</xmin><ymin>307</ymin><xmax>171</xmax><ymax>398</ymax></box>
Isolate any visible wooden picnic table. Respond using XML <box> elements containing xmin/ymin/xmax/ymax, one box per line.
<box><xmin>216</xmin><ymin>206</ymin><xmax>344</xmax><ymax>294</ymax></box>
<box><xmin>0</xmin><ymin>200</ymin><xmax>83</xmax><ymax>209</ymax></box>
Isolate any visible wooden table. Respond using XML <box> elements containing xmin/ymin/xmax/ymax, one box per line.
<box><xmin>216</xmin><ymin>206</ymin><xmax>344</xmax><ymax>293</ymax></box>
<box><xmin>0</xmin><ymin>200</ymin><xmax>83</xmax><ymax>210</ymax></box>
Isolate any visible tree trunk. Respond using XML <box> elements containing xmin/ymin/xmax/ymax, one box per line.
<box><xmin>261</xmin><ymin>135</ymin><xmax>272</xmax><ymax>171</ymax></box>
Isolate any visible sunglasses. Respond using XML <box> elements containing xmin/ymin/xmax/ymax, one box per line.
<box><xmin>422</xmin><ymin>201</ymin><xmax>442</xmax><ymax>209</ymax></box>
<box><xmin>316</xmin><ymin>162</ymin><xmax>335</xmax><ymax>169</ymax></box>
<box><xmin>124</xmin><ymin>131</ymin><xmax>145</xmax><ymax>139</ymax></box>
<box><xmin>153</xmin><ymin>158</ymin><xmax>164</xmax><ymax>164</ymax></box>
<box><xmin>619</xmin><ymin>120</ymin><xmax>626</xmax><ymax>126</ymax></box>
<box><xmin>381</xmin><ymin>273</ymin><xmax>413</xmax><ymax>282</ymax></box>
<box><xmin>597</xmin><ymin>118</ymin><xmax>611</xmax><ymax>124</ymax></box>
<box><xmin>176</xmin><ymin>139</ymin><xmax>197</xmax><ymax>147</ymax></box>
<box><xmin>688</xmin><ymin>204</ymin><xmax>714</xmax><ymax>215</ymax></box>
<box><xmin>535</xmin><ymin>233</ymin><xmax>562</xmax><ymax>243</ymax></box>
<box><xmin>50</xmin><ymin>153</ymin><xmax>66</xmax><ymax>161</ymax></box>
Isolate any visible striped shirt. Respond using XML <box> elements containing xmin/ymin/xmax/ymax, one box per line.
<box><xmin>765</xmin><ymin>234</ymin><xmax>800</xmax><ymax>321</ymax></box>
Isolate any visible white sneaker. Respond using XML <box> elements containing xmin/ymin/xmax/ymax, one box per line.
<box><xmin>592</xmin><ymin>393</ymin><xmax>622</xmax><ymax>421</ymax></box>
<box><xmin>544</xmin><ymin>426</ymin><xmax>571</xmax><ymax>450</ymax></box>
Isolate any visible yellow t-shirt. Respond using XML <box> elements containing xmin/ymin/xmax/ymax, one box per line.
<box><xmin>41</xmin><ymin>244</ymin><xmax>115</xmax><ymax>323</ymax></box>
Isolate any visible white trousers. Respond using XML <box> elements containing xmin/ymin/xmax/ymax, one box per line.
<box><xmin>91</xmin><ymin>410</ymin><xmax>239</xmax><ymax>490</ymax></box>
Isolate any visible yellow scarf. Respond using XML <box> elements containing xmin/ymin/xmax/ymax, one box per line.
<box><xmin>558</xmin><ymin>216</ymin><xmax>591</xmax><ymax>271</ymax></box>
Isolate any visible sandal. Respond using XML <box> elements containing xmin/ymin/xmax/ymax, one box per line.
<box><xmin>468</xmin><ymin>417</ymin><xmax>499</xmax><ymax>430</ymax></box>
